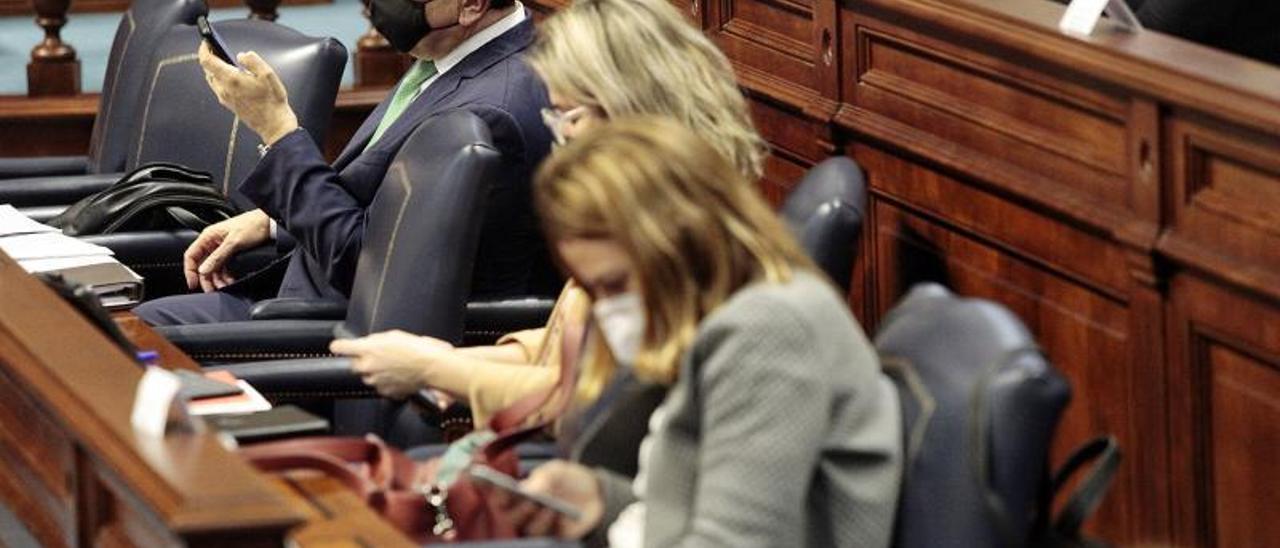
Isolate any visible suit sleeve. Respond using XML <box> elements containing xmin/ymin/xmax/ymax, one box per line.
<box><xmin>238</xmin><ymin>129</ymin><xmax>368</xmax><ymax>295</ymax></box>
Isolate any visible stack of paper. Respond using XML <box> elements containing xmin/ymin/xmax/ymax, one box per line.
<box><xmin>0</xmin><ymin>204</ymin><xmax>144</xmax><ymax>309</ymax></box>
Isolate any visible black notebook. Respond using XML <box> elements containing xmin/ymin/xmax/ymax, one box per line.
<box><xmin>204</xmin><ymin>405</ymin><xmax>329</xmax><ymax>443</ymax></box>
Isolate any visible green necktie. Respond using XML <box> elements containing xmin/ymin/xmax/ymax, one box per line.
<box><xmin>366</xmin><ymin>60</ymin><xmax>438</xmax><ymax>150</ymax></box>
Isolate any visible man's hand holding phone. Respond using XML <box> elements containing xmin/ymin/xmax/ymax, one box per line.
<box><xmin>474</xmin><ymin>461</ymin><xmax>604</xmax><ymax>540</ymax></box>
<box><xmin>196</xmin><ymin>29</ymin><xmax>299</xmax><ymax>147</ymax></box>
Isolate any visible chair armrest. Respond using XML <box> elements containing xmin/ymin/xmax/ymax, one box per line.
<box><xmin>0</xmin><ymin>172</ymin><xmax>120</xmax><ymax>208</ymax></box>
<box><xmin>0</xmin><ymin>156</ymin><xmax>89</xmax><ymax>180</ymax></box>
<box><xmin>155</xmin><ymin>320</ymin><xmax>339</xmax><ymax>363</ymax></box>
<box><xmin>82</xmin><ymin>231</ymin><xmax>281</xmax><ymax>300</ymax></box>
<box><xmin>463</xmin><ymin>298</ymin><xmax>557</xmax><ymax>346</ymax></box>
<box><xmin>206</xmin><ymin>357</ymin><xmax>374</xmax><ymax>399</ymax></box>
<box><xmin>250</xmin><ymin>298</ymin><xmax>348</xmax><ymax>321</ymax></box>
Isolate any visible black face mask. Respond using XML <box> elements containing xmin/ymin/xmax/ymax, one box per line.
<box><xmin>370</xmin><ymin>0</ymin><xmax>430</xmax><ymax>53</ymax></box>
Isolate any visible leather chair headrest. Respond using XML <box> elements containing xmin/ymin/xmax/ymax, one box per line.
<box><xmin>130</xmin><ymin>20</ymin><xmax>347</xmax><ymax>210</ymax></box>
<box><xmin>782</xmin><ymin>156</ymin><xmax>868</xmax><ymax>292</ymax></box>
<box><xmin>88</xmin><ymin>0</ymin><xmax>207</xmax><ymax>174</ymax></box>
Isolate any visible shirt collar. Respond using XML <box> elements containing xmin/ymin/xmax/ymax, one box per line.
<box><xmin>423</xmin><ymin>2</ymin><xmax>526</xmax><ymax>85</ymax></box>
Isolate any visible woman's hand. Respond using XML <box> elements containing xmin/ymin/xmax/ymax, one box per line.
<box><xmin>485</xmin><ymin>460</ymin><xmax>604</xmax><ymax>539</ymax></box>
<box><xmin>329</xmin><ymin>330</ymin><xmax>454</xmax><ymax>398</ymax></box>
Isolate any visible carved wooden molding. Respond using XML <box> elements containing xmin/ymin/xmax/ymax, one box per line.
<box><xmin>719</xmin><ymin>19</ymin><xmax>811</xmax><ymax>64</ymax></box>
<box><xmin>850</xmin><ymin>0</ymin><xmax>1280</xmax><ymax>135</ymax></box>
<box><xmin>835</xmin><ymin>105</ymin><xmax>1134</xmax><ymax>241</ymax></box>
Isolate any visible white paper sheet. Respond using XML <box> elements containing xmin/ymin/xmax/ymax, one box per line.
<box><xmin>0</xmin><ymin>204</ymin><xmax>59</xmax><ymax>237</ymax></box>
<box><xmin>18</xmin><ymin>254</ymin><xmax>120</xmax><ymax>273</ymax></box>
<box><xmin>0</xmin><ymin>232</ymin><xmax>112</xmax><ymax>260</ymax></box>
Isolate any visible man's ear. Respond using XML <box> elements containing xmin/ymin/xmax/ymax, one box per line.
<box><xmin>458</xmin><ymin>0</ymin><xmax>489</xmax><ymax>26</ymax></box>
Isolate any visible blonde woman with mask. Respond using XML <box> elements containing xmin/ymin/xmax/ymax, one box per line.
<box><xmin>331</xmin><ymin>0</ymin><xmax>767</xmax><ymax>429</ymax></box>
<box><xmin>489</xmin><ymin>117</ymin><xmax>902</xmax><ymax>547</ymax></box>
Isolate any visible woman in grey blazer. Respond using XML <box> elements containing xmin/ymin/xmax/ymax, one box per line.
<box><xmin>490</xmin><ymin>118</ymin><xmax>904</xmax><ymax>547</ymax></box>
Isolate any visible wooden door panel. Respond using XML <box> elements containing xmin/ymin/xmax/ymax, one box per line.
<box><xmin>1168</xmin><ymin>275</ymin><xmax>1280</xmax><ymax>547</ymax></box>
<box><xmin>852</xmin><ymin>143</ymin><xmax>1131</xmax><ymax>298</ymax></box>
<box><xmin>0</xmin><ymin>368</ymin><xmax>76</xmax><ymax>547</ymax></box>
<box><xmin>1208</xmin><ymin>345</ymin><xmax>1280</xmax><ymax>547</ymax></box>
<box><xmin>712</xmin><ymin>0</ymin><xmax>820</xmax><ymax>96</ymax></box>
<box><xmin>1162</xmin><ymin>113</ymin><xmax>1280</xmax><ymax>296</ymax></box>
<box><xmin>870</xmin><ymin>197</ymin><xmax>1138</xmax><ymax>537</ymax></box>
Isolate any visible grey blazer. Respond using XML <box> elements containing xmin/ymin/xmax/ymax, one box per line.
<box><xmin>594</xmin><ymin>272</ymin><xmax>903</xmax><ymax>548</ymax></box>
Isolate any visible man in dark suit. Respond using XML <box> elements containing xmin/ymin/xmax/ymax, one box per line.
<box><xmin>136</xmin><ymin>0</ymin><xmax>555</xmax><ymax>325</ymax></box>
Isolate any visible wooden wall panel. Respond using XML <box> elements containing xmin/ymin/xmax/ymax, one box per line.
<box><xmin>0</xmin><ymin>368</ymin><xmax>76</xmax><ymax>548</ymax></box>
<box><xmin>711</xmin><ymin>0</ymin><xmax>819</xmax><ymax>92</ymax></box>
<box><xmin>858</xmin><ymin>144</ymin><xmax>1145</xmax><ymax>538</ymax></box>
<box><xmin>1162</xmin><ymin>113</ymin><xmax>1280</xmax><ymax>293</ymax></box>
<box><xmin>1207</xmin><ymin>345</ymin><xmax>1280</xmax><ymax>547</ymax></box>
<box><xmin>842</xmin><ymin>10</ymin><xmax>1145</xmax><ymax>228</ymax></box>
<box><xmin>1167</xmin><ymin>275</ymin><xmax>1280</xmax><ymax>547</ymax></box>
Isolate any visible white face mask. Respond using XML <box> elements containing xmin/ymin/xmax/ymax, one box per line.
<box><xmin>592</xmin><ymin>293</ymin><xmax>646</xmax><ymax>366</ymax></box>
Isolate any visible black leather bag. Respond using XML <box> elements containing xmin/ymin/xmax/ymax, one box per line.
<box><xmin>51</xmin><ymin>163</ymin><xmax>236</xmax><ymax>236</ymax></box>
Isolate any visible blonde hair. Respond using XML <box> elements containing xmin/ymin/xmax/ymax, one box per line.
<box><xmin>528</xmin><ymin>0</ymin><xmax>767</xmax><ymax>181</ymax></box>
<box><xmin>536</xmin><ymin>117</ymin><xmax>813</xmax><ymax>396</ymax></box>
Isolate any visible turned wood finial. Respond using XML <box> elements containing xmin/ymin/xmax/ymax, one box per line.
<box><xmin>27</xmin><ymin>0</ymin><xmax>80</xmax><ymax>96</ymax></box>
<box><xmin>355</xmin><ymin>0</ymin><xmax>411</xmax><ymax>87</ymax></box>
<box><xmin>245</xmin><ymin>0</ymin><xmax>281</xmax><ymax>21</ymax></box>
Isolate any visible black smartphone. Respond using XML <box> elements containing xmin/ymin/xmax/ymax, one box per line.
<box><xmin>467</xmin><ymin>464</ymin><xmax>584</xmax><ymax>521</ymax></box>
<box><xmin>173</xmin><ymin>369</ymin><xmax>243</xmax><ymax>400</ymax></box>
<box><xmin>205</xmin><ymin>405</ymin><xmax>330</xmax><ymax>442</ymax></box>
<box><xmin>195</xmin><ymin>15</ymin><xmax>242</xmax><ymax>69</ymax></box>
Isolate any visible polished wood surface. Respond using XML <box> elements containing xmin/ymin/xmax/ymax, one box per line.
<box><xmin>0</xmin><ymin>251</ymin><xmax>415</xmax><ymax>546</ymax></box>
<box><xmin>664</xmin><ymin>0</ymin><xmax>1279</xmax><ymax>544</ymax></box>
<box><xmin>3</xmin><ymin>0</ymin><xmax>1278</xmax><ymax>544</ymax></box>
<box><xmin>112</xmin><ymin>313</ymin><xmax>201</xmax><ymax>372</ymax></box>
<box><xmin>0</xmin><ymin>250</ymin><xmax>304</xmax><ymax>546</ymax></box>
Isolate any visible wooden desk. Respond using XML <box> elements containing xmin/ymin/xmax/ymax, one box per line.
<box><xmin>112</xmin><ymin>313</ymin><xmax>200</xmax><ymax>372</ymax></box>
<box><xmin>0</xmin><ymin>252</ymin><xmax>412</xmax><ymax>547</ymax></box>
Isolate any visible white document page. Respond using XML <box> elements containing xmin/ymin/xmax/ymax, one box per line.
<box><xmin>18</xmin><ymin>254</ymin><xmax>120</xmax><ymax>273</ymax></box>
<box><xmin>0</xmin><ymin>204</ymin><xmax>59</xmax><ymax>237</ymax></box>
<box><xmin>0</xmin><ymin>232</ymin><xmax>112</xmax><ymax>260</ymax></box>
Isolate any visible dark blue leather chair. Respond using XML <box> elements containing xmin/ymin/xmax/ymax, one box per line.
<box><xmin>0</xmin><ymin>0</ymin><xmax>206</xmax><ymax>181</ymax></box>
<box><xmin>461</xmin><ymin>155</ymin><xmax>869</xmax><ymax>349</ymax></box>
<box><xmin>2</xmin><ymin>20</ymin><xmax>347</xmax><ymax>298</ymax></box>
<box><xmin>161</xmin><ymin>111</ymin><xmax>503</xmax><ymax>445</ymax></box>
<box><xmin>781</xmin><ymin>156</ymin><xmax>867</xmax><ymax>292</ymax></box>
<box><xmin>875</xmin><ymin>283</ymin><xmax>1072</xmax><ymax>548</ymax></box>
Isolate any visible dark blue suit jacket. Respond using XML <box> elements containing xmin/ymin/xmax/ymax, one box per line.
<box><xmin>238</xmin><ymin>16</ymin><xmax>555</xmax><ymax>302</ymax></box>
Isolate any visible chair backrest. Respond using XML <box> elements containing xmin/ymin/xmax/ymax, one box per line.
<box><xmin>86</xmin><ymin>0</ymin><xmax>207</xmax><ymax>174</ymax></box>
<box><xmin>130</xmin><ymin>19</ymin><xmax>347</xmax><ymax>210</ymax></box>
<box><xmin>875</xmin><ymin>283</ymin><xmax>1071</xmax><ymax>548</ymax></box>
<box><xmin>338</xmin><ymin>110</ymin><xmax>504</xmax><ymax>343</ymax></box>
<box><xmin>327</xmin><ymin>111</ymin><xmax>502</xmax><ymax>446</ymax></box>
<box><xmin>781</xmin><ymin>156</ymin><xmax>867</xmax><ymax>292</ymax></box>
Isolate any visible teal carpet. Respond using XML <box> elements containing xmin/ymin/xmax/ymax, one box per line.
<box><xmin>0</xmin><ymin>0</ymin><xmax>368</xmax><ymax>95</ymax></box>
